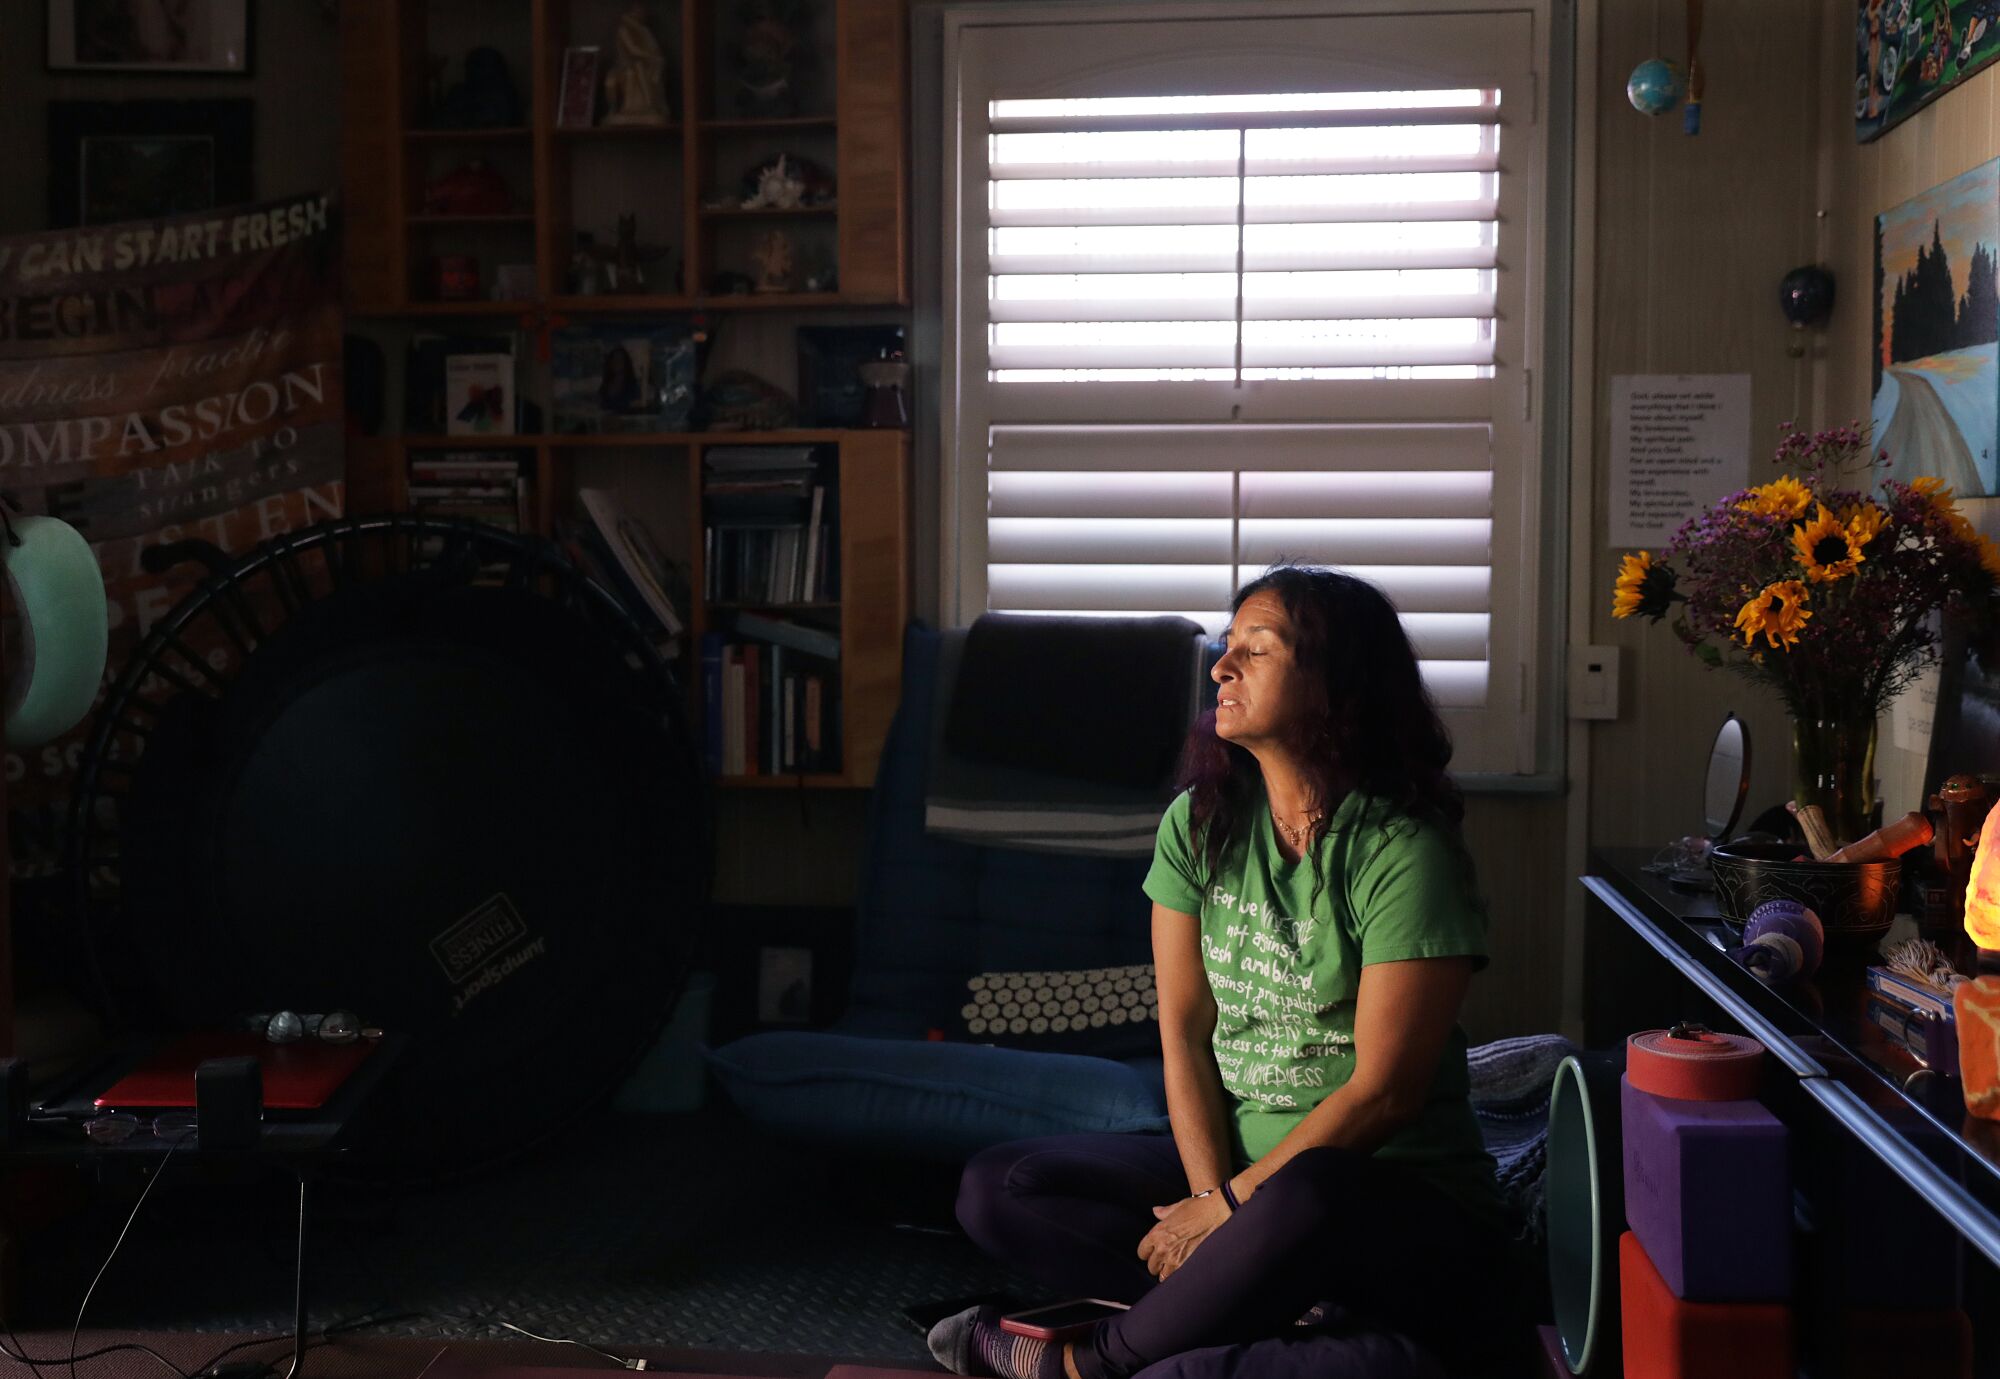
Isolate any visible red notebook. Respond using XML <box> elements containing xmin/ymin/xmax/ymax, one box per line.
<box><xmin>94</xmin><ymin>1032</ymin><xmax>375</xmax><ymax>1111</ymax></box>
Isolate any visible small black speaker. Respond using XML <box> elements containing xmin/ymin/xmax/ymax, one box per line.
<box><xmin>0</xmin><ymin>1058</ymin><xmax>27</xmax><ymax>1151</ymax></box>
<box><xmin>195</xmin><ymin>1056</ymin><xmax>263</xmax><ymax>1150</ymax></box>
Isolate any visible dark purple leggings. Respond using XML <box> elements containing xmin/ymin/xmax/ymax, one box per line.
<box><xmin>955</xmin><ymin>1133</ymin><xmax>1525</xmax><ymax>1379</ymax></box>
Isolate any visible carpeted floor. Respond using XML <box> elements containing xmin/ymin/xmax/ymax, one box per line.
<box><xmin>9</xmin><ymin>1107</ymin><xmax>1044</xmax><ymax>1366</ymax></box>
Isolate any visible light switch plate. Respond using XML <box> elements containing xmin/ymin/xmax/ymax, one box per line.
<box><xmin>1568</xmin><ymin>644</ymin><xmax>1619</xmax><ymax>720</ymax></box>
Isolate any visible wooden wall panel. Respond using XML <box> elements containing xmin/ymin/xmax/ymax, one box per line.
<box><xmin>1814</xmin><ymin>0</ymin><xmax>2000</xmax><ymax>819</ymax></box>
<box><xmin>837</xmin><ymin>0</ymin><xmax>910</xmax><ymax>304</ymax></box>
<box><xmin>339</xmin><ymin>0</ymin><xmax>403</xmax><ymax>313</ymax></box>
<box><xmin>838</xmin><ymin>432</ymin><xmax>911</xmax><ymax>787</ymax></box>
<box><xmin>1585</xmin><ymin>0</ymin><xmax>1825</xmax><ymax>852</ymax></box>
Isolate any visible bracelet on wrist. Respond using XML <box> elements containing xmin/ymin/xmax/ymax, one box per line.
<box><xmin>1220</xmin><ymin>1179</ymin><xmax>1240</xmax><ymax>1212</ymax></box>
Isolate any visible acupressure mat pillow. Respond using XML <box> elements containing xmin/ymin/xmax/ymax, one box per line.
<box><xmin>957</xmin><ymin>964</ymin><xmax>1159</xmax><ymax>1059</ymax></box>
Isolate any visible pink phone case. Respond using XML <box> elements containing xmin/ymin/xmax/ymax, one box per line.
<box><xmin>999</xmin><ymin>1300</ymin><xmax>1129</xmax><ymax>1342</ymax></box>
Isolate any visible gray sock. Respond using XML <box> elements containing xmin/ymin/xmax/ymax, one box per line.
<box><xmin>927</xmin><ymin>1306</ymin><xmax>1065</xmax><ymax>1379</ymax></box>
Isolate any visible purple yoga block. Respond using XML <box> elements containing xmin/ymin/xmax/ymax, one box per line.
<box><xmin>1621</xmin><ymin>1074</ymin><xmax>1792</xmax><ymax>1301</ymax></box>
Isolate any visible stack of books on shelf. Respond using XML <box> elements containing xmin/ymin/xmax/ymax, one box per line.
<box><xmin>702</xmin><ymin>613</ymin><xmax>841</xmax><ymax>778</ymax></box>
<box><xmin>406</xmin><ymin>450</ymin><xmax>531</xmax><ymax>531</ymax></box>
<box><xmin>702</xmin><ymin>445</ymin><xmax>838</xmax><ymax>605</ymax></box>
<box><xmin>557</xmin><ymin>486</ymin><xmax>688</xmax><ymax>661</ymax></box>
<box><xmin>1863</xmin><ymin>949</ymin><xmax>1964</xmax><ymax>1073</ymax></box>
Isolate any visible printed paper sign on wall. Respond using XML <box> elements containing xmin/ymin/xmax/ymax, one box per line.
<box><xmin>0</xmin><ymin>193</ymin><xmax>346</xmax><ymax>872</ymax></box>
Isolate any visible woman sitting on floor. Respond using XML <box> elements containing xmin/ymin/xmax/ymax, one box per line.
<box><xmin>930</xmin><ymin>566</ymin><xmax>1529</xmax><ymax>1379</ymax></box>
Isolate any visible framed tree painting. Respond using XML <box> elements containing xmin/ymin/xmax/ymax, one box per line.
<box><xmin>1857</xmin><ymin>1</ymin><xmax>2000</xmax><ymax>143</ymax></box>
<box><xmin>1873</xmin><ymin>156</ymin><xmax>2000</xmax><ymax>495</ymax></box>
<box><xmin>47</xmin><ymin>100</ymin><xmax>254</xmax><ymax>228</ymax></box>
<box><xmin>46</xmin><ymin>0</ymin><xmax>252</xmax><ymax>74</ymax></box>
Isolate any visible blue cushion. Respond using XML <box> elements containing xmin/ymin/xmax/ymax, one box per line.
<box><xmin>703</xmin><ymin>1030</ymin><xmax>1170</xmax><ymax>1160</ymax></box>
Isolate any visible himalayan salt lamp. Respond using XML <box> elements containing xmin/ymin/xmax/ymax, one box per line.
<box><xmin>1956</xmin><ymin>807</ymin><xmax>2000</xmax><ymax>1120</ymax></box>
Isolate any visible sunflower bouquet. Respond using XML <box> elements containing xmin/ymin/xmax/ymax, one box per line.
<box><xmin>1613</xmin><ymin>422</ymin><xmax>2000</xmax><ymax>837</ymax></box>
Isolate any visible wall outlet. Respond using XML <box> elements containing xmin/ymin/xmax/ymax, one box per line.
<box><xmin>1568</xmin><ymin>644</ymin><xmax>1619</xmax><ymax>720</ymax></box>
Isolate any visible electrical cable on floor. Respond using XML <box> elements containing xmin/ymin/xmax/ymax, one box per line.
<box><xmin>71</xmin><ymin>1137</ymin><xmax>189</xmax><ymax>1379</ymax></box>
<box><xmin>0</xmin><ymin>1306</ymin><xmax>423</xmax><ymax>1379</ymax></box>
<box><xmin>1</xmin><ymin>1333</ymin><xmax>188</xmax><ymax>1379</ymax></box>
<box><xmin>440</xmin><ymin>1313</ymin><xmax>646</xmax><ymax>1370</ymax></box>
<box><xmin>186</xmin><ymin>1307</ymin><xmax>424</xmax><ymax>1379</ymax></box>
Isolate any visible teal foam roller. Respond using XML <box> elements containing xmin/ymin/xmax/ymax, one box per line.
<box><xmin>3</xmin><ymin>515</ymin><xmax>108</xmax><ymax>748</ymax></box>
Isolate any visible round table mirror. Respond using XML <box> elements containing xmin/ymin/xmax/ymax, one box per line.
<box><xmin>1703</xmin><ymin>712</ymin><xmax>1751</xmax><ymax>842</ymax></box>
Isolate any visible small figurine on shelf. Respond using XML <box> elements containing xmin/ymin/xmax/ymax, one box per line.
<box><xmin>738</xmin><ymin>153</ymin><xmax>835</xmax><ymax>207</ymax></box>
<box><xmin>572</xmin><ymin>217</ymin><xmax>670</xmax><ymax>293</ymax></box>
<box><xmin>751</xmin><ymin>230</ymin><xmax>796</xmax><ymax>293</ymax></box>
<box><xmin>741</xmin><ymin>155</ymin><xmax>807</xmax><ymax>211</ymax></box>
<box><xmin>421</xmin><ymin>160</ymin><xmax>512</xmax><ymax>215</ymax></box>
<box><xmin>860</xmin><ymin>348</ymin><xmax>910</xmax><ymax>429</ymax></box>
<box><xmin>602</xmin><ymin>3</ymin><xmax>672</xmax><ymax>127</ymax></box>
<box><xmin>797</xmin><ymin>244</ymin><xmax>836</xmax><ymax>294</ymax></box>
<box><xmin>703</xmin><ymin>370</ymin><xmax>797</xmax><ymax>431</ymax></box>
<box><xmin>732</xmin><ymin>2</ymin><xmax>804</xmax><ymax>117</ymax></box>
<box><xmin>571</xmin><ymin>233</ymin><xmax>606</xmax><ymax>295</ymax></box>
<box><xmin>431</xmin><ymin>46</ymin><xmax>522</xmax><ymax>128</ymax></box>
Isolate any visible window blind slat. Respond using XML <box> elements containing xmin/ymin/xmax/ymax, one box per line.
<box><xmin>989</xmin><ymin>422</ymin><xmax>1492</xmax><ymax>470</ymax></box>
<box><xmin>989</xmin><ymin>150</ymin><xmax>1500</xmax><ymax>180</ymax></box>
<box><xmin>989</xmin><ymin>471</ymin><xmax>1236</xmax><ymax>518</ymax></box>
<box><xmin>986</xmin><ymin>378</ymin><xmax>1495</xmax><ymax>422</ymax></box>
<box><xmin>989</xmin><ymin>107</ymin><xmax>1502</xmax><ymax>134</ymax></box>
<box><xmin>990</xmin><ymin>564</ymin><xmax>1237</xmax><ymax>611</ymax></box>
<box><xmin>989</xmin><ymin>517</ymin><xmax>1236</xmax><ymax>564</ymax></box>
<box><xmin>1234</xmin><ymin>564</ymin><xmax>1489</xmax><ymax>613</ymax></box>
<box><xmin>1236</xmin><ymin>338</ymin><xmax>1496</xmax><ymax>369</ymax></box>
<box><xmin>1237</xmin><ymin>470</ymin><xmax>1491</xmax><ymax>518</ymax></box>
<box><xmin>991</xmin><ymin>198</ymin><xmax>1500</xmax><ymax>228</ymax></box>
<box><xmin>1236</xmin><ymin>517</ymin><xmax>1490</xmax><ymax>566</ymax></box>
<box><xmin>1401</xmin><ymin>613</ymin><xmax>1491</xmax><ymax>661</ymax></box>
<box><xmin>988</xmin><ymin>292</ymin><xmax>1496</xmax><ymax>323</ymax></box>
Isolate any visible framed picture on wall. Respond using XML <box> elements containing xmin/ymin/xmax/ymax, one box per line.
<box><xmin>46</xmin><ymin>0</ymin><xmax>253</xmax><ymax>75</ymax></box>
<box><xmin>47</xmin><ymin>99</ymin><xmax>254</xmax><ymax>228</ymax></box>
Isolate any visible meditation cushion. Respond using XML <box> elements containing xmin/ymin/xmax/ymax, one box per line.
<box><xmin>702</xmin><ymin>1031</ymin><xmax>1169</xmax><ymax>1159</ymax></box>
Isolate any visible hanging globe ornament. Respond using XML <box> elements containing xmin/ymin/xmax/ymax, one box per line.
<box><xmin>1627</xmin><ymin>58</ymin><xmax>1686</xmax><ymax>116</ymax></box>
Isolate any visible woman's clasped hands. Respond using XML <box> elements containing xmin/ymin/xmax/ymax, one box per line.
<box><xmin>1136</xmin><ymin>1189</ymin><xmax>1233</xmax><ymax>1280</ymax></box>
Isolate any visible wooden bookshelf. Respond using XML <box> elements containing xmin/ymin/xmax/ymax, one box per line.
<box><xmin>380</xmin><ymin>430</ymin><xmax>909</xmax><ymax>787</ymax></box>
<box><xmin>343</xmin><ymin>0</ymin><xmax>911</xmax><ymax>789</ymax></box>
<box><xmin>340</xmin><ymin>0</ymin><xmax>908</xmax><ymax>313</ymax></box>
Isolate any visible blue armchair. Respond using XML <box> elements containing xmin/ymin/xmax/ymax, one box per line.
<box><xmin>706</xmin><ymin>622</ymin><xmax>1173</xmax><ymax>1158</ymax></box>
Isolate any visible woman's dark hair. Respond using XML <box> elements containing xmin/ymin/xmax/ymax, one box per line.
<box><xmin>1180</xmin><ymin>566</ymin><xmax>1463</xmax><ymax>900</ymax></box>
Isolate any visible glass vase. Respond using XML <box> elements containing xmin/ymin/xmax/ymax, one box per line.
<box><xmin>1789</xmin><ymin>715</ymin><xmax>1879</xmax><ymax>848</ymax></box>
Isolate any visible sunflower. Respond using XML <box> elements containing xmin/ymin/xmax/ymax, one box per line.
<box><xmin>1839</xmin><ymin>500</ymin><xmax>1891</xmax><ymax>552</ymax></box>
<box><xmin>1734</xmin><ymin>580</ymin><xmax>1812</xmax><ymax>649</ymax></box>
<box><xmin>1980</xmin><ymin>535</ymin><xmax>2000</xmax><ymax>582</ymax></box>
<box><xmin>1913</xmin><ymin>475</ymin><xmax>1960</xmax><ymax>517</ymax></box>
<box><xmin>1791</xmin><ymin>504</ymin><xmax>1866</xmax><ymax>583</ymax></box>
<box><xmin>1611</xmin><ymin>550</ymin><xmax>1679</xmax><ymax>620</ymax></box>
<box><xmin>1737</xmin><ymin>475</ymin><xmax>1813</xmax><ymax>521</ymax></box>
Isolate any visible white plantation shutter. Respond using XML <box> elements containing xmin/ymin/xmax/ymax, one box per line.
<box><xmin>943</xmin><ymin>6</ymin><xmax>1549</xmax><ymax>775</ymax></box>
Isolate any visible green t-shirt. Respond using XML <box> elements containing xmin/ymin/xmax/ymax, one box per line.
<box><xmin>1142</xmin><ymin>784</ymin><xmax>1501</xmax><ymax>1222</ymax></box>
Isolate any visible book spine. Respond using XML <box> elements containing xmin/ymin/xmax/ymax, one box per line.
<box><xmin>701</xmin><ymin>634</ymin><xmax>724</xmax><ymax>778</ymax></box>
<box><xmin>1865</xmin><ymin>967</ymin><xmax>1956</xmax><ymax>1019</ymax></box>
<box><xmin>744</xmin><ymin>644</ymin><xmax>761</xmax><ymax>777</ymax></box>
<box><xmin>804</xmin><ymin>674</ymin><xmax>823</xmax><ymax>770</ymax></box>
<box><xmin>768</xmin><ymin>646</ymin><xmax>784</xmax><ymax>774</ymax></box>
<box><xmin>723</xmin><ymin>648</ymin><xmax>744</xmax><ymax>776</ymax></box>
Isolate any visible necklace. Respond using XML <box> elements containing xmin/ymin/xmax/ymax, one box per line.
<box><xmin>1274</xmin><ymin>809</ymin><xmax>1322</xmax><ymax>849</ymax></box>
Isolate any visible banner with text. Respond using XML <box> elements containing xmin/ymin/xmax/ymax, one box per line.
<box><xmin>1608</xmin><ymin>374</ymin><xmax>1753</xmax><ymax>549</ymax></box>
<box><xmin>0</xmin><ymin>193</ymin><xmax>345</xmax><ymax>872</ymax></box>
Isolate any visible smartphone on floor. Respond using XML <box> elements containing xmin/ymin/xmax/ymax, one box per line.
<box><xmin>1000</xmin><ymin>1299</ymin><xmax>1131</xmax><ymax>1342</ymax></box>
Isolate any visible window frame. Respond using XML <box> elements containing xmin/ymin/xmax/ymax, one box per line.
<box><xmin>933</xmin><ymin>0</ymin><xmax>1572</xmax><ymax>784</ymax></box>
